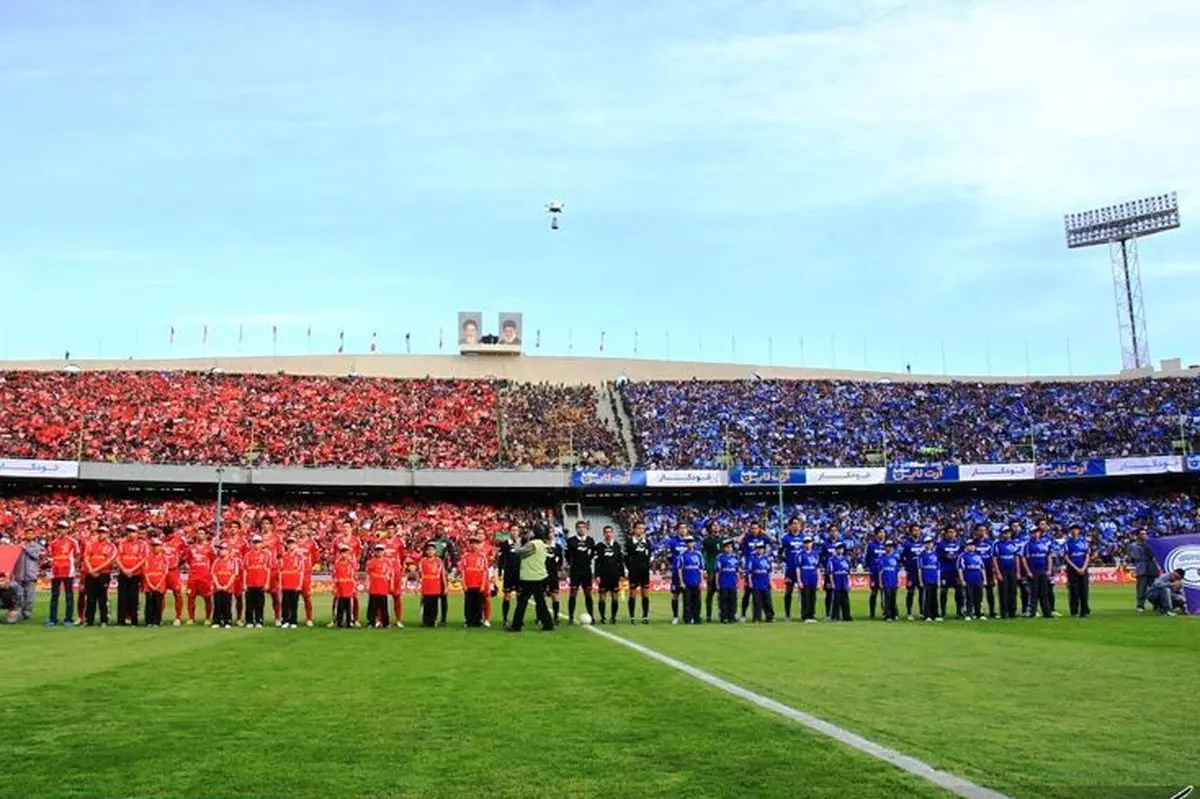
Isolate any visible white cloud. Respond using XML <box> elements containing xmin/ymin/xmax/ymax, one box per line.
<box><xmin>646</xmin><ymin>0</ymin><xmax>1200</xmax><ymax>219</ymax></box>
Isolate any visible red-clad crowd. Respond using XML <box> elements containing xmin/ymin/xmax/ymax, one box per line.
<box><xmin>0</xmin><ymin>494</ymin><xmax>550</xmax><ymax>628</ymax></box>
<box><xmin>0</xmin><ymin>371</ymin><xmax>500</xmax><ymax>468</ymax></box>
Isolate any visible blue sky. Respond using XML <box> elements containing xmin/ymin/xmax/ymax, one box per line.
<box><xmin>1</xmin><ymin>0</ymin><xmax>1197</xmax><ymax>376</ymax></box>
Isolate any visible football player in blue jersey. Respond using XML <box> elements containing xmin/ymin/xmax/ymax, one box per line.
<box><xmin>714</xmin><ymin>540</ymin><xmax>741</xmax><ymax>623</ymax></box>
<box><xmin>865</xmin><ymin>528</ymin><xmax>888</xmax><ymax>620</ymax></box>
<box><xmin>1064</xmin><ymin>523</ymin><xmax>1091</xmax><ymax>618</ymax></box>
<box><xmin>877</xmin><ymin>540</ymin><xmax>901</xmax><ymax>621</ymax></box>
<box><xmin>779</xmin><ymin>517</ymin><xmax>805</xmax><ymax>621</ymax></box>
<box><xmin>918</xmin><ymin>536</ymin><xmax>942</xmax><ymax>622</ymax></box>
<box><xmin>972</xmin><ymin>523</ymin><xmax>997</xmax><ymax>618</ymax></box>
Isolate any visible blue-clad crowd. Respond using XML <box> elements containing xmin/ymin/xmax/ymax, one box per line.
<box><xmin>620</xmin><ymin>377</ymin><xmax>1200</xmax><ymax>468</ymax></box>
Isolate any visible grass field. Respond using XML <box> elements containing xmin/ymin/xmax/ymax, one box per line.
<box><xmin>0</xmin><ymin>584</ymin><xmax>1194</xmax><ymax>799</ymax></box>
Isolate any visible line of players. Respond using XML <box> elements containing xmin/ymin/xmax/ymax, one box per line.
<box><xmin>39</xmin><ymin>513</ymin><xmax>1095</xmax><ymax>630</ymax></box>
<box><xmin>39</xmin><ymin>517</ymin><xmax>489</xmax><ymax>630</ymax></box>
<box><xmin>648</xmin><ymin>515</ymin><xmax>1095</xmax><ymax>624</ymax></box>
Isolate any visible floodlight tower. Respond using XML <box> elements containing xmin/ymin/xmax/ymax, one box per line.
<box><xmin>1064</xmin><ymin>193</ymin><xmax>1180</xmax><ymax>372</ymax></box>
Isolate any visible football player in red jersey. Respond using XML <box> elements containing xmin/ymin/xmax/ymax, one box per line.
<box><xmin>82</xmin><ymin>532</ymin><xmax>118</xmax><ymax>627</ymax></box>
<box><xmin>210</xmin><ymin>542</ymin><xmax>240</xmax><ymax>628</ymax></box>
<box><xmin>331</xmin><ymin>544</ymin><xmax>358</xmax><ymax>628</ymax></box>
<box><xmin>46</xmin><ymin>520</ymin><xmax>79</xmax><ymax>626</ymax></box>
<box><xmin>161</xmin><ymin>525</ymin><xmax>188</xmax><ymax>626</ymax></box>
<box><xmin>242</xmin><ymin>535</ymin><xmax>274</xmax><ymax>628</ymax></box>
<box><xmin>142</xmin><ymin>538</ymin><xmax>170</xmax><ymax>627</ymax></box>
<box><xmin>224</xmin><ymin>520</ymin><xmax>249</xmax><ymax>626</ymax></box>
<box><xmin>385</xmin><ymin>523</ymin><xmax>407</xmax><ymax>629</ymax></box>
<box><xmin>185</xmin><ymin>530</ymin><xmax>215</xmax><ymax>624</ymax></box>
<box><xmin>260</xmin><ymin>518</ymin><xmax>285</xmax><ymax>626</ymax></box>
<box><xmin>278</xmin><ymin>538</ymin><xmax>307</xmax><ymax>628</ymax></box>
<box><xmin>297</xmin><ymin>524</ymin><xmax>319</xmax><ymax>627</ymax></box>
<box><xmin>74</xmin><ymin>521</ymin><xmax>98</xmax><ymax>625</ymax></box>
<box><xmin>115</xmin><ymin>525</ymin><xmax>148</xmax><ymax>626</ymax></box>
<box><xmin>333</xmin><ymin>521</ymin><xmax>363</xmax><ymax>626</ymax></box>
<box><xmin>460</xmin><ymin>536</ymin><xmax>491</xmax><ymax>627</ymax></box>
<box><xmin>365</xmin><ymin>543</ymin><xmax>394</xmax><ymax>628</ymax></box>
<box><xmin>418</xmin><ymin>543</ymin><xmax>447</xmax><ymax>628</ymax></box>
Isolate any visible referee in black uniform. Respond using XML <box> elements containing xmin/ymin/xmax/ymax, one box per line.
<box><xmin>565</xmin><ymin>521</ymin><xmax>596</xmax><ymax>624</ymax></box>
<box><xmin>545</xmin><ymin>530</ymin><xmax>564</xmax><ymax>621</ymax></box>
<box><xmin>624</xmin><ymin>521</ymin><xmax>652</xmax><ymax>624</ymax></box>
<box><xmin>498</xmin><ymin>525</ymin><xmax>523</xmax><ymax>629</ymax></box>
<box><xmin>593</xmin><ymin>525</ymin><xmax>624</xmax><ymax>624</ymax></box>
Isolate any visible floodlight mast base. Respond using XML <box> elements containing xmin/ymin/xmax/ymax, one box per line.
<box><xmin>1110</xmin><ymin>237</ymin><xmax>1149</xmax><ymax>372</ymax></box>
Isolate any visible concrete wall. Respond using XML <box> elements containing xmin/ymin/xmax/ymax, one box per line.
<box><xmin>3</xmin><ymin>353</ymin><xmax>1195</xmax><ymax>385</ymax></box>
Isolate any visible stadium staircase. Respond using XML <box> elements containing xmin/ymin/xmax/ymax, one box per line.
<box><xmin>559</xmin><ymin>503</ymin><xmax>622</xmax><ymax>542</ymax></box>
<box><xmin>598</xmin><ymin>381</ymin><xmax>639</xmax><ymax>466</ymax></box>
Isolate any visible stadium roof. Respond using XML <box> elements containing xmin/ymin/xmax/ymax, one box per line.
<box><xmin>0</xmin><ymin>354</ymin><xmax>1195</xmax><ymax>385</ymax></box>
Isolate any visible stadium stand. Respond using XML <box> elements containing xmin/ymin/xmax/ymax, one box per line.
<box><xmin>620</xmin><ymin>378</ymin><xmax>1200</xmax><ymax>468</ymax></box>
<box><xmin>500</xmin><ymin>382</ymin><xmax>625</xmax><ymax>468</ymax></box>
<box><xmin>0</xmin><ymin>372</ymin><xmax>630</xmax><ymax>469</ymax></box>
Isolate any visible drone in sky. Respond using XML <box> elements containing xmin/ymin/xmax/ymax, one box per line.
<box><xmin>546</xmin><ymin>200</ymin><xmax>564</xmax><ymax>230</ymax></box>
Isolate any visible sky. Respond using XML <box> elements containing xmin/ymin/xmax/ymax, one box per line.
<box><xmin>1</xmin><ymin>0</ymin><xmax>1198</xmax><ymax>377</ymax></box>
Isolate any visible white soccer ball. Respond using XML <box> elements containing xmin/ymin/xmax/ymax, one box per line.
<box><xmin>579</xmin><ymin>613</ymin><xmax>593</xmax><ymax>625</ymax></box>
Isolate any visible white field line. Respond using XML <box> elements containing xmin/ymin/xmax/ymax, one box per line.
<box><xmin>572</xmin><ymin>618</ymin><xmax>1011</xmax><ymax>799</ymax></box>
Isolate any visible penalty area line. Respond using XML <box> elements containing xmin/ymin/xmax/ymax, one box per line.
<box><xmin>579</xmin><ymin>622</ymin><xmax>1011</xmax><ymax>799</ymax></box>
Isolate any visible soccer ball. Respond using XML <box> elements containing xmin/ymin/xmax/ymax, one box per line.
<box><xmin>579</xmin><ymin>613</ymin><xmax>593</xmax><ymax>626</ymax></box>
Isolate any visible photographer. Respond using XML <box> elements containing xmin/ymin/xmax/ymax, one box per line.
<box><xmin>1146</xmin><ymin>569</ymin><xmax>1186</xmax><ymax>616</ymax></box>
<box><xmin>0</xmin><ymin>572</ymin><xmax>20</xmax><ymax>624</ymax></box>
<box><xmin>507</xmin><ymin>525</ymin><xmax>554</xmax><ymax>632</ymax></box>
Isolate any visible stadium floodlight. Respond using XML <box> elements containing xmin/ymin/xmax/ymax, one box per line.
<box><xmin>1063</xmin><ymin>192</ymin><xmax>1181</xmax><ymax>372</ymax></box>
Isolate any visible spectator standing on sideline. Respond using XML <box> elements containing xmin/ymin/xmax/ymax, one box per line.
<box><xmin>13</xmin><ymin>535</ymin><xmax>44</xmax><ymax>622</ymax></box>
<box><xmin>1127</xmin><ymin>529</ymin><xmax>1158</xmax><ymax>613</ymax></box>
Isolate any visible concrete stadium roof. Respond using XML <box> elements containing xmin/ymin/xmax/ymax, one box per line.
<box><xmin>0</xmin><ymin>353</ymin><xmax>1195</xmax><ymax>385</ymax></box>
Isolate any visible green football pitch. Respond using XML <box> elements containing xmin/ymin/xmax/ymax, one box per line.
<box><xmin>0</xmin><ymin>585</ymin><xmax>1194</xmax><ymax>799</ymax></box>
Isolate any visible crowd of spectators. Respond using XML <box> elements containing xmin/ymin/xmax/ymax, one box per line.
<box><xmin>620</xmin><ymin>377</ymin><xmax>1200</xmax><ymax>468</ymax></box>
<box><xmin>3</xmin><ymin>371</ymin><xmax>1200</xmax><ymax>471</ymax></box>
<box><xmin>0</xmin><ymin>493</ymin><xmax>549</xmax><ymax>569</ymax></box>
<box><xmin>0</xmin><ymin>371</ymin><xmax>502</xmax><ymax>468</ymax></box>
<box><xmin>0</xmin><ymin>372</ymin><xmax>633</xmax><ymax>470</ymax></box>
<box><xmin>499</xmin><ymin>383</ymin><xmax>625</xmax><ymax>468</ymax></box>
<box><xmin>617</xmin><ymin>488</ymin><xmax>1199</xmax><ymax>570</ymax></box>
